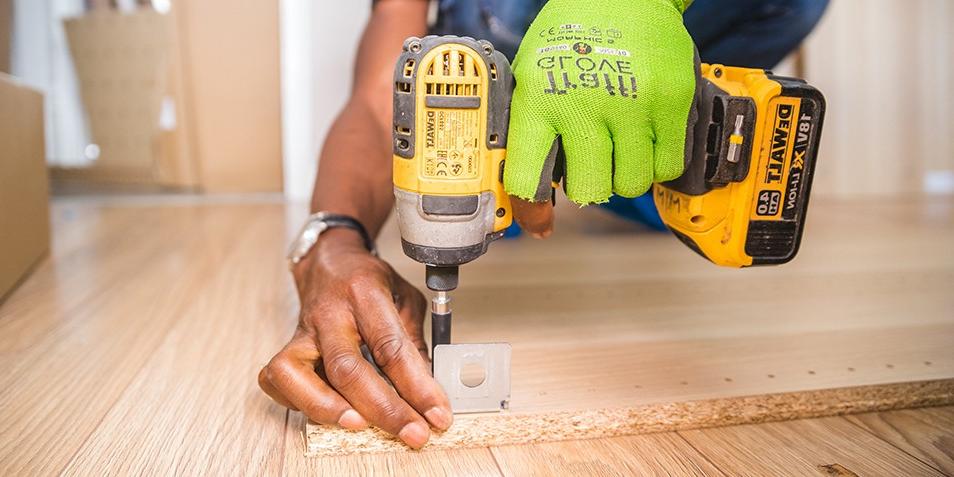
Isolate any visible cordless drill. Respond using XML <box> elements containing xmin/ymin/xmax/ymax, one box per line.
<box><xmin>391</xmin><ymin>36</ymin><xmax>513</xmax><ymax>356</ymax></box>
<box><xmin>391</xmin><ymin>37</ymin><xmax>825</xmax><ymax>412</ymax></box>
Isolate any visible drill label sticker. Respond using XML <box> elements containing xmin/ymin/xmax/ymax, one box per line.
<box><xmin>423</xmin><ymin>109</ymin><xmax>479</xmax><ymax>179</ymax></box>
<box><xmin>756</xmin><ymin>191</ymin><xmax>781</xmax><ymax>216</ymax></box>
<box><xmin>752</xmin><ymin>97</ymin><xmax>801</xmax><ymax>221</ymax></box>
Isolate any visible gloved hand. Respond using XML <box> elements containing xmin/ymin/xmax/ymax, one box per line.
<box><xmin>504</xmin><ymin>0</ymin><xmax>698</xmax><ymax>233</ymax></box>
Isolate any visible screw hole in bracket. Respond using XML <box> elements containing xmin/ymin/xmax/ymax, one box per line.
<box><xmin>460</xmin><ymin>361</ymin><xmax>486</xmax><ymax>388</ymax></box>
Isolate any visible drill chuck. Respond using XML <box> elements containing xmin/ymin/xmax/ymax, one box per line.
<box><xmin>425</xmin><ymin>264</ymin><xmax>459</xmax><ymax>292</ymax></box>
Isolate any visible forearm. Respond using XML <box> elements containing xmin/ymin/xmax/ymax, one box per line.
<box><xmin>311</xmin><ymin>100</ymin><xmax>393</xmax><ymax>238</ymax></box>
<box><xmin>309</xmin><ymin>0</ymin><xmax>428</xmax><ymax>239</ymax></box>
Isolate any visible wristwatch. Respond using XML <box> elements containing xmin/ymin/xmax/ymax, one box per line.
<box><xmin>286</xmin><ymin>212</ymin><xmax>376</xmax><ymax>269</ymax></box>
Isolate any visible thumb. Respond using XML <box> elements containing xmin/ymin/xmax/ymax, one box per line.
<box><xmin>503</xmin><ymin>86</ymin><xmax>558</xmax><ymax>203</ymax></box>
<box><xmin>510</xmin><ymin>196</ymin><xmax>554</xmax><ymax>239</ymax></box>
<box><xmin>504</xmin><ymin>96</ymin><xmax>560</xmax><ymax>238</ymax></box>
<box><xmin>390</xmin><ymin>272</ymin><xmax>431</xmax><ymax>361</ymax></box>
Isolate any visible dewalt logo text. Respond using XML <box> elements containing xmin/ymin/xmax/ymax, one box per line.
<box><xmin>765</xmin><ymin>104</ymin><xmax>793</xmax><ymax>184</ymax></box>
<box><xmin>425</xmin><ymin>111</ymin><xmax>436</xmax><ymax>148</ymax></box>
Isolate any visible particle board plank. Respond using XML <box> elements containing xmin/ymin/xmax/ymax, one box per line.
<box><xmin>285</xmin><ymin>411</ymin><xmax>504</xmax><ymax>477</ymax></box>
<box><xmin>306</xmin><ymin>379</ymin><xmax>954</xmax><ymax>456</ymax></box>
<box><xmin>394</xmin><ymin>198</ymin><xmax>954</xmax><ymax>280</ymax></box>
<box><xmin>844</xmin><ymin>406</ymin><xmax>954</xmax><ymax>475</ymax></box>
<box><xmin>61</xmin><ymin>203</ymin><xmax>291</xmax><ymax>475</ymax></box>
<box><xmin>306</xmin><ymin>198</ymin><xmax>954</xmax><ymax>455</ymax></box>
<box><xmin>490</xmin><ymin>432</ymin><xmax>725</xmax><ymax>477</ymax></box>
<box><xmin>0</xmin><ymin>203</ymin><xmax>252</xmax><ymax>475</ymax></box>
<box><xmin>679</xmin><ymin>415</ymin><xmax>946</xmax><ymax>476</ymax></box>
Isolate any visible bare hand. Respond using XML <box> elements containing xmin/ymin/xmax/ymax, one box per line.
<box><xmin>259</xmin><ymin>229</ymin><xmax>452</xmax><ymax>448</ymax></box>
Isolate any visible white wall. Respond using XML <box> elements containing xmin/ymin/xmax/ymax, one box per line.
<box><xmin>281</xmin><ymin>0</ymin><xmax>370</xmax><ymax>202</ymax></box>
<box><xmin>803</xmin><ymin>0</ymin><xmax>954</xmax><ymax>198</ymax></box>
<box><xmin>11</xmin><ymin>0</ymin><xmax>90</xmax><ymax>167</ymax></box>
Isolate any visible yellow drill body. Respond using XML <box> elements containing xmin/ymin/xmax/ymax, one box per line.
<box><xmin>392</xmin><ymin>36</ymin><xmax>512</xmax><ymax>273</ymax></box>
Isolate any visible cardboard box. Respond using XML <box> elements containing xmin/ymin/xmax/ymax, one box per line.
<box><xmin>0</xmin><ymin>0</ymin><xmax>10</xmax><ymax>74</ymax></box>
<box><xmin>62</xmin><ymin>10</ymin><xmax>198</xmax><ymax>188</ymax></box>
<box><xmin>174</xmin><ymin>0</ymin><xmax>283</xmax><ymax>193</ymax></box>
<box><xmin>0</xmin><ymin>74</ymin><xmax>50</xmax><ymax>300</ymax></box>
<box><xmin>59</xmin><ymin>3</ymin><xmax>282</xmax><ymax>192</ymax></box>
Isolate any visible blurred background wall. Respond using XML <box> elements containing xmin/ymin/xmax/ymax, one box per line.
<box><xmin>8</xmin><ymin>0</ymin><xmax>89</xmax><ymax>168</ymax></box>
<box><xmin>804</xmin><ymin>0</ymin><xmax>954</xmax><ymax>198</ymax></box>
<box><xmin>280</xmin><ymin>0</ymin><xmax>370</xmax><ymax>200</ymax></box>
<box><xmin>6</xmin><ymin>0</ymin><xmax>282</xmax><ymax>192</ymax></box>
<box><xmin>3</xmin><ymin>0</ymin><xmax>951</xmax><ymax>199</ymax></box>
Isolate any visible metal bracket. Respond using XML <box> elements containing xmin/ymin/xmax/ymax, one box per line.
<box><xmin>433</xmin><ymin>343</ymin><xmax>511</xmax><ymax>414</ymax></box>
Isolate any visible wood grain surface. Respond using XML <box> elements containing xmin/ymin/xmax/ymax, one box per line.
<box><xmin>0</xmin><ymin>195</ymin><xmax>951</xmax><ymax>475</ymax></box>
<box><xmin>490</xmin><ymin>433</ymin><xmax>724</xmax><ymax>477</ymax></box>
<box><xmin>680</xmin><ymin>416</ymin><xmax>945</xmax><ymax>476</ymax></box>
<box><xmin>308</xmin><ymin>197</ymin><xmax>954</xmax><ymax>454</ymax></box>
<box><xmin>845</xmin><ymin>406</ymin><xmax>954</xmax><ymax>474</ymax></box>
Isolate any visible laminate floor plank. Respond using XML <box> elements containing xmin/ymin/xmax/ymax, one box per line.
<box><xmin>0</xmin><ymin>205</ymin><xmax>177</xmax><ymax>357</ymax></box>
<box><xmin>845</xmin><ymin>405</ymin><xmax>954</xmax><ymax>475</ymax></box>
<box><xmin>61</xmin><ymin>203</ymin><xmax>293</xmax><ymax>475</ymax></box>
<box><xmin>679</xmin><ymin>416</ymin><xmax>945</xmax><ymax>476</ymax></box>
<box><xmin>490</xmin><ymin>432</ymin><xmax>725</xmax><ymax>477</ymax></box>
<box><xmin>0</xmin><ymin>202</ymin><xmax>253</xmax><ymax>475</ymax></box>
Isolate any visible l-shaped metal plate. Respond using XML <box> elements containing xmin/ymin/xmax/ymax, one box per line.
<box><xmin>434</xmin><ymin>343</ymin><xmax>511</xmax><ymax>414</ymax></box>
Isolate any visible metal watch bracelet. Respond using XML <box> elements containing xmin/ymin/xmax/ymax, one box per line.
<box><xmin>286</xmin><ymin>212</ymin><xmax>376</xmax><ymax>269</ymax></box>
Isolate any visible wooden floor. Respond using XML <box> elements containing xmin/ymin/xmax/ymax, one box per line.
<box><xmin>0</xmin><ymin>194</ymin><xmax>952</xmax><ymax>475</ymax></box>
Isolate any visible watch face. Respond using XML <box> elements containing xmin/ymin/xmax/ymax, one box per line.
<box><xmin>302</xmin><ymin>227</ymin><xmax>319</xmax><ymax>244</ymax></box>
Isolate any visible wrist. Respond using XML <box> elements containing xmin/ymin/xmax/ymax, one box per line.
<box><xmin>316</xmin><ymin>227</ymin><xmax>369</xmax><ymax>253</ymax></box>
<box><xmin>291</xmin><ymin>228</ymin><xmax>369</xmax><ymax>282</ymax></box>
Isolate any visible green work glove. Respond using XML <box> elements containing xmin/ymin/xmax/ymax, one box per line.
<box><xmin>504</xmin><ymin>0</ymin><xmax>698</xmax><ymax>205</ymax></box>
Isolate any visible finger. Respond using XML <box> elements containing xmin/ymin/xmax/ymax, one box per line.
<box><xmin>609</xmin><ymin>125</ymin><xmax>654</xmax><ymax>197</ymax></box>
<box><xmin>354</xmin><ymin>284</ymin><xmax>453</xmax><ymax>432</ymax></box>
<box><xmin>258</xmin><ymin>367</ymin><xmax>298</xmax><ymax>410</ymax></box>
<box><xmin>503</xmin><ymin>92</ymin><xmax>558</xmax><ymax>203</ymax></box>
<box><xmin>652</xmin><ymin>49</ymin><xmax>697</xmax><ymax>182</ymax></box>
<box><xmin>561</xmin><ymin>128</ymin><xmax>614</xmax><ymax>204</ymax></box>
<box><xmin>261</xmin><ymin>331</ymin><xmax>368</xmax><ymax>430</ymax></box>
<box><xmin>391</xmin><ymin>276</ymin><xmax>430</xmax><ymax>362</ymax></box>
<box><xmin>509</xmin><ymin>196</ymin><xmax>554</xmax><ymax>238</ymax></box>
<box><xmin>317</xmin><ymin>314</ymin><xmax>432</xmax><ymax>449</ymax></box>
<box><xmin>651</xmin><ymin>111</ymin><xmax>691</xmax><ymax>182</ymax></box>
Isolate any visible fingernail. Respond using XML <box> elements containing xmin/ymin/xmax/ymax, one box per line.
<box><xmin>424</xmin><ymin>406</ymin><xmax>453</xmax><ymax>430</ymax></box>
<box><xmin>398</xmin><ymin>421</ymin><xmax>430</xmax><ymax>449</ymax></box>
<box><xmin>337</xmin><ymin>409</ymin><xmax>368</xmax><ymax>430</ymax></box>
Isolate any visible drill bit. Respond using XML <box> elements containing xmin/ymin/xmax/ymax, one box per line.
<box><xmin>727</xmin><ymin>114</ymin><xmax>745</xmax><ymax>163</ymax></box>
<box><xmin>431</xmin><ymin>290</ymin><xmax>452</xmax><ymax>353</ymax></box>
<box><xmin>425</xmin><ymin>265</ymin><xmax>458</xmax><ymax>370</ymax></box>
